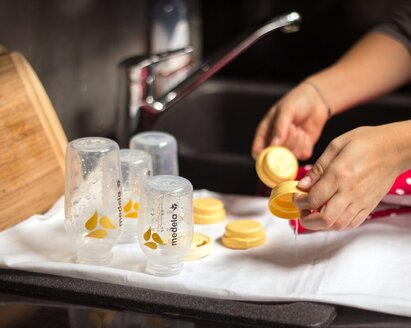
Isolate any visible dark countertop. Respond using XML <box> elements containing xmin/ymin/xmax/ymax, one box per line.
<box><xmin>1</xmin><ymin>268</ymin><xmax>411</xmax><ymax>327</ymax></box>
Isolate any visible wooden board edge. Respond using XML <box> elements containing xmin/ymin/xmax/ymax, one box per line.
<box><xmin>10</xmin><ymin>52</ymin><xmax>67</xmax><ymax>173</ymax></box>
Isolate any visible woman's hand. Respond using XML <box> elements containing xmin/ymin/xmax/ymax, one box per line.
<box><xmin>252</xmin><ymin>81</ymin><xmax>330</xmax><ymax>160</ymax></box>
<box><xmin>252</xmin><ymin>32</ymin><xmax>411</xmax><ymax>161</ymax></box>
<box><xmin>294</xmin><ymin>122</ymin><xmax>411</xmax><ymax>230</ymax></box>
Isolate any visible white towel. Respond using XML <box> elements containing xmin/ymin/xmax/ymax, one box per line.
<box><xmin>1</xmin><ymin>190</ymin><xmax>411</xmax><ymax>317</ymax></box>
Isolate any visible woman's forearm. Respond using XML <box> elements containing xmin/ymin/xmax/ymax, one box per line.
<box><xmin>308</xmin><ymin>32</ymin><xmax>411</xmax><ymax>116</ymax></box>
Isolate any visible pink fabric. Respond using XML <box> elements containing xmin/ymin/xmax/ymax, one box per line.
<box><xmin>290</xmin><ymin>167</ymin><xmax>411</xmax><ymax>233</ymax></box>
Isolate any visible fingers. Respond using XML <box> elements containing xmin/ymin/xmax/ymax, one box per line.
<box><xmin>293</xmin><ymin>193</ymin><xmax>311</xmax><ymax>210</ymax></box>
<box><xmin>293</xmin><ymin>173</ymin><xmax>338</xmax><ymax>215</ymax></box>
<box><xmin>252</xmin><ymin>115</ymin><xmax>272</xmax><ymax>159</ymax></box>
<box><xmin>297</xmin><ymin>193</ymin><xmax>370</xmax><ymax>231</ymax></box>
<box><xmin>273</xmin><ymin>105</ymin><xmax>292</xmax><ymax>145</ymax></box>
<box><xmin>299</xmin><ymin>211</ymin><xmax>328</xmax><ymax>231</ymax></box>
<box><xmin>295</xmin><ymin>129</ymin><xmax>313</xmax><ymax>160</ymax></box>
<box><xmin>297</xmin><ymin>137</ymin><xmax>347</xmax><ymax>191</ymax></box>
<box><xmin>300</xmin><ymin>133</ymin><xmax>313</xmax><ymax>160</ymax></box>
<box><xmin>252</xmin><ymin>106</ymin><xmax>278</xmax><ymax>159</ymax></box>
<box><xmin>293</xmin><ymin>182</ymin><xmax>338</xmax><ymax>230</ymax></box>
<box><xmin>294</xmin><ymin>191</ymin><xmax>345</xmax><ymax>217</ymax></box>
<box><xmin>252</xmin><ymin>97</ymin><xmax>319</xmax><ymax>160</ymax></box>
<box><xmin>294</xmin><ymin>136</ymin><xmax>352</xmax><ymax>230</ymax></box>
<box><xmin>299</xmin><ymin>205</ymin><xmax>368</xmax><ymax>231</ymax></box>
<box><xmin>346</xmin><ymin>208</ymin><xmax>370</xmax><ymax>229</ymax></box>
<box><xmin>294</xmin><ymin>127</ymin><xmax>393</xmax><ymax>232</ymax></box>
<box><xmin>282</xmin><ymin>125</ymin><xmax>314</xmax><ymax>160</ymax></box>
<box><xmin>283</xmin><ymin>125</ymin><xmax>302</xmax><ymax>157</ymax></box>
<box><xmin>252</xmin><ymin>104</ymin><xmax>293</xmax><ymax>159</ymax></box>
<box><xmin>319</xmin><ymin>194</ymin><xmax>352</xmax><ymax>230</ymax></box>
<box><xmin>325</xmin><ymin>203</ymin><xmax>359</xmax><ymax>230</ymax></box>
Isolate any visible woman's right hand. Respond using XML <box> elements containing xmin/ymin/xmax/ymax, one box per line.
<box><xmin>252</xmin><ymin>81</ymin><xmax>330</xmax><ymax>160</ymax></box>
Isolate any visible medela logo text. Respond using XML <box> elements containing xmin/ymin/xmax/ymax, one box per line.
<box><xmin>170</xmin><ymin>202</ymin><xmax>178</xmax><ymax>246</ymax></box>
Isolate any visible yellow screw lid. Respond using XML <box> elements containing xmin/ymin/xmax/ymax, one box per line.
<box><xmin>184</xmin><ymin>233</ymin><xmax>212</xmax><ymax>261</ymax></box>
<box><xmin>268</xmin><ymin>180</ymin><xmax>307</xmax><ymax>219</ymax></box>
<box><xmin>256</xmin><ymin>146</ymin><xmax>298</xmax><ymax>188</ymax></box>
<box><xmin>222</xmin><ymin>232</ymin><xmax>266</xmax><ymax>249</ymax></box>
<box><xmin>193</xmin><ymin>198</ymin><xmax>224</xmax><ymax>216</ymax></box>
<box><xmin>222</xmin><ymin>220</ymin><xmax>266</xmax><ymax>249</ymax></box>
<box><xmin>194</xmin><ymin>210</ymin><xmax>226</xmax><ymax>224</ymax></box>
<box><xmin>224</xmin><ymin>219</ymin><xmax>263</xmax><ymax>239</ymax></box>
<box><xmin>193</xmin><ymin>198</ymin><xmax>226</xmax><ymax>224</ymax></box>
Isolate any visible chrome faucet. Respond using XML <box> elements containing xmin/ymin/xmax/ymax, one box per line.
<box><xmin>117</xmin><ymin>12</ymin><xmax>301</xmax><ymax>146</ymax></box>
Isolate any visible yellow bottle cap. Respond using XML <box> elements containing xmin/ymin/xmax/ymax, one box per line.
<box><xmin>184</xmin><ymin>233</ymin><xmax>212</xmax><ymax>261</ymax></box>
<box><xmin>268</xmin><ymin>180</ymin><xmax>307</xmax><ymax>219</ymax></box>
<box><xmin>256</xmin><ymin>146</ymin><xmax>298</xmax><ymax>188</ymax></box>
<box><xmin>222</xmin><ymin>233</ymin><xmax>266</xmax><ymax>249</ymax></box>
<box><xmin>221</xmin><ymin>220</ymin><xmax>266</xmax><ymax>249</ymax></box>
<box><xmin>193</xmin><ymin>198</ymin><xmax>226</xmax><ymax>224</ymax></box>
<box><xmin>194</xmin><ymin>210</ymin><xmax>226</xmax><ymax>224</ymax></box>
<box><xmin>193</xmin><ymin>198</ymin><xmax>224</xmax><ymax>216</ymax></box>
<box><xmin>224</xmin><ymin>219</ymin><xmax>263</xmax><ymax>239</ymax></box>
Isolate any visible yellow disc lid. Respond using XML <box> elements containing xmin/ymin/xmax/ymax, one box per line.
<box><xmin>224</xmin><ymin>219</ymin><xmax>263</xmax><ymax>239</ymax></box>
<box><xmin>193</xmin><ymin>198</ymin><xmax>224</xmax><ymax>216</ymax></box>
<box><xmin>256</xmin><ymin>146</ymin><xmax>298</xmax><ymax>188</ymax></box>
<box><xmin>194</xmin><ymin>210</ymin><xmax>226</xmax><ymax>224</ymax></box>
<box><xmin>221</xmin><ymin>232</ymin><xmax>266</xmax><ymax>250</ymax></box>
<box><xmin>221</xmin><ymin>220</ymin><xmax>266</xmax><ymax>249</ymax></box>
<box><xmin>268</xmin><ymin>180</ymin><xmax>307</xmax><ymax>219</ymax></box>
<box><xmin>184</xmin><ymin>233</ymin><xmax>212</xmax><ymax>261</ymax></box>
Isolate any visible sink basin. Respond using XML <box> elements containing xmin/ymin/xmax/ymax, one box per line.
<box><xmin>151</xmin><ymin>79</ymin><xmax>284</xmax><ymax>195</ymax></box>
<box><xmin>151</xmin><ymin>79</ymin><xmax>411</xmax><ymax>195</ymax></box>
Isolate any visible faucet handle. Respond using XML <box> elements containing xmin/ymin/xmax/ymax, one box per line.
<box><xmin>150</xmin><ymin>46</ymin><xmax>194</xmax><ymax>79</ymax></box>
<box><xmin>122</xmin><ymin>46</ymin><xmax>193</xmax><ymax>83</ymax></box>
<box><xmin>150</xmin><ymin>46</ymin><xmax>194</xmax><ymax>66</ymax></box>
<box><xmin>120</xmin><ymin>46</ymin><xmax>194</xmax><ymax>72</ymax></box>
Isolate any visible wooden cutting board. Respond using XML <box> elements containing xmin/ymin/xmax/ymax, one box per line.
<box><xmin>0</xmin><ymin>49</ymin><xmax>67</xmax><ymax>231</ymax></box>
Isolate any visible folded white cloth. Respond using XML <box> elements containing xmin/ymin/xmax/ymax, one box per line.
<box><xmin>1</xmin><ymin>190</ymin><xmax>411</xmax><ymax>317</ymax></box>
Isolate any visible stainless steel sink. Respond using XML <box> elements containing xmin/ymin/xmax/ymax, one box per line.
<box><xmin>150</xmin><ymin>79</ymin><xmax>283</xmax><ymax>194</ymax></box>
<box><xmin>150</xmin><ymin>79</ymin><xmax>411</xmax><ymax>194</ymax></box>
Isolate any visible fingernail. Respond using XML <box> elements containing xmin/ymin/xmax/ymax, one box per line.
<box><xmin>273</xmin><ymin>136</ymin><xmax>280</xmax><ymax>145</ymax></box>
<box><xmin>298</xmin><ymin>176</ymin><xmax>312</xmax><ymax>189</ymax></box>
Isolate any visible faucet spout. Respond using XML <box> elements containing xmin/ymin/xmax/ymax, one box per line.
<box><xmin>117</xmin><ymin>12</ymin><xmax>301</xmax><ymax>146</ymax></box>
<box><xmin>148</xmin><ymin>12</ymin><xmax>301</xmax><ymax>112</ymax></box>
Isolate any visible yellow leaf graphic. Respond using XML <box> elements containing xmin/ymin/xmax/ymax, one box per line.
<box><xmin>133</xmin><ymin>202</ymin><xmax>140</xmax><ymax>211</ymax></box>
<box><xmin>100</xmin><ymin>216</ymin><xmax>116</xmax><ymax>229</ymax></box>
<box><xmin>152</xmin><ymin>233</ymin><xmax>164</xmax><ymax>245</ymax></box>
<box><xmin>125</xmin><ymin>212</ymin><xmax>138</xmax><ymax>219</ymax></box>
<box><xmin>86</xmin><ymin>229</ymin><xmax>107</xmax><ymax>239</ymax></box>
<box><xmin>124</xmin><ymin>199</ymin><xmax>132</xmax><ymax>213</ymax></box>
<box><xmin>144</xmin><ymin>227</ymin><xmax>151</xmax><ymax>241</ymax></box>
<box><xmin>85</xmin><ymin>210</ymin><xmax>98</xmax><ymax>231</ymax></box>
<box><xmin>144</xmin><ymin>241</ymin><xmax>157</xmax><ymax>250</ymax></box>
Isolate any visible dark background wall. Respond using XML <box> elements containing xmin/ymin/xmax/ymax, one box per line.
<box><xmin>0</xmin><ymin>0</ymin><xmax>408</xmax><ymax>140</ymax></box>
<box><xmin>0</xmin><ymin>0</ymin><xmax>149</xmax><ymax>139</ymax></box>
<box><xmin>201</xmin><ymin>0</ymin><xmax>407</xmax><ymax>83</ymax></box>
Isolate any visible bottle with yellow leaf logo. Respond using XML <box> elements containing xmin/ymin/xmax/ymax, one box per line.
<box><xmin>64</xmin><ymin>137</ymin><xmax>123</xmax><ymax>265</ymax></box>
<box><xmin>139</xmin><ymin>175</ymin><xmax>193</xmax><ymax>276</ymax></box>
<box><xmin>118</xmin><ymin>149</ymin><xmax>152</xmax><ymax>243</ymax></box>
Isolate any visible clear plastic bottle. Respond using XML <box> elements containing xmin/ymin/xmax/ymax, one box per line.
<box><xmin>139</xmin><ymin>175</ymin><xmax>193</xmax><ymax>276</ymax></box>
<box><xmin>64</xmin><ymin>137</ymin><xmax>122</xmax><ymax>264</ymax></box>
<box><xmin>130</xmin><ymin>131</ymin><xmax>179</xmax><ymax>176</ymax></box>
<box><xmin>119</xmin><ymin>149</ymin><xmax>152</xmax><ymax>243</ymax></box>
